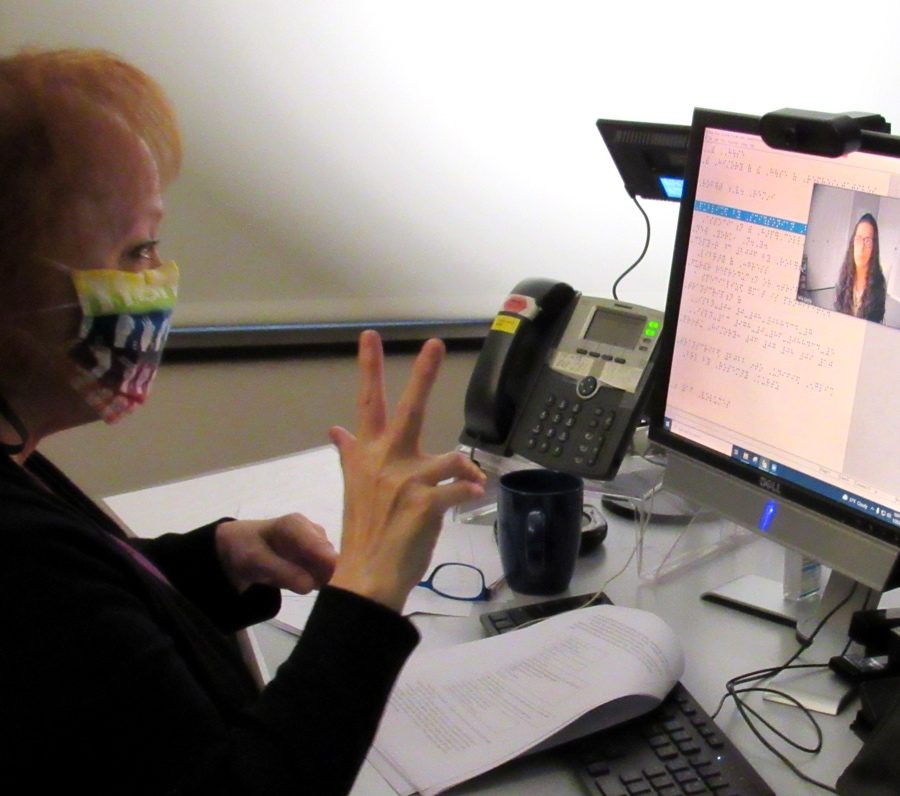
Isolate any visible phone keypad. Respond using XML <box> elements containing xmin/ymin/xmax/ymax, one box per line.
<box><xmin>525</xmin><ymin>393</ymin><xmax>617</xmax><ymax>469</ymax></box>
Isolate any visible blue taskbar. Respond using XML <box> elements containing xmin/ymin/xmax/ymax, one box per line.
<box><xmin>730</xmin><ymin>445</ymin><xmax>900</xmax><ymax>530</ymax></box>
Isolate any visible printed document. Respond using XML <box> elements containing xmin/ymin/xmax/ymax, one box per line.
<box><xmin>371</xmin><ymin>604</ymin><xmax>683</xmax><ymax>795</ymax></box>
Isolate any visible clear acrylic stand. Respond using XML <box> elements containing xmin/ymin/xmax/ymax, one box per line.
<box><xmin>637</xmin><ymin>505</ymin><xmax>755</xmax><ymax>583</ymax></box>
<box><xmin>452</xmin><ymin>448</ymin><xmax>662</xmax><ymax>559</ymax></box>
<box><xmin>454</xmin><ymin>446</ymin><xmax>756</xmax><ymax>585</ymax></box>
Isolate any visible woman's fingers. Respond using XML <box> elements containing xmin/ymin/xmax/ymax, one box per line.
<box><xmin>328</xmin><ymin>425</ymin><xmax>356</xmax><ymax>455</ymax></box>
<box><xmin>353</xmin><ymin>333</ymin><xmax>446</xmax><ymax>452</ymax></box>
<box><xmin>328</xmin><ymin>333</ymin><xmax>486</xmax><ymax>612</ymax></box>
<box><xmin>269</xmin><ymin>514</ymin><xmax>337</xmax><ymax>585</ymax></box>
<box><xmin>428</xmin><ymin>478</ymin><xmax>487</xmax><ymax>517</ymax></box>
<box><xmin>415</xmin><ymin>450</ymin><xmax>486</xmax><ymax>489</ymax></box>
<box><xmin>355</xmin><ymin>329</ymin><xmax>388</xmax><ymax>440</ymax></box>
<box><xmin>389</xmin><ymin>337</ymin><xmax>445</xmax><ymax>453</ymax></box>
<box><xmin>215</xmin><ymin>515</ymin><xmax>337</xmax><ymax>594</ymax></box>
<box><xmin>258</xmin><ymin>553</ymin><xmax>320</xmax><ymax>594</ymax></box>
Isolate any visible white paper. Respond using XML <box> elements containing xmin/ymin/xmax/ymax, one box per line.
<box><xmin>349</xmin><ymin>759</ymin><xmax>405</xmax><ymax>796</ymax></box>
<box><xmin>372</xmin><ymin>605</ymin><xmax>684</xmax><ymax>796</ymax></box>
<box><xmin>104</xmin><ymin>446</ymin><xmax>344</xmax><ymax>541</ymax></box>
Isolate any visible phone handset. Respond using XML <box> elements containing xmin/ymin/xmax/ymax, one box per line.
<box><xmin>462</xmin><ymin>279</ymin><xmax>576</xmax><ymax>448</ymax></box>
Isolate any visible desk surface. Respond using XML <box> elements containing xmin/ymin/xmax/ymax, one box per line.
<box><xmin>256</xmin><ymin>500</ymin><xmax>862</xmax><ymax>795</ymax></box>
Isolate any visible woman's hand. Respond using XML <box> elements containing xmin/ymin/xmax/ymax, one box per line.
<box><xmin>215</xmin><ymin>514</ymin><xmax>337</xmax><ymax>594</ymax></box>
<box><xmin>328</xmin><ymin>330</ymin><xmax>486</xmax><ymax>612</ymax></box>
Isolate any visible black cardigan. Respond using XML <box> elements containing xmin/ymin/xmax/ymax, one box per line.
<box><xmin>0</xmin><ymin>453</ymin><xmax>418</xmax><ymax>794</ymax></box>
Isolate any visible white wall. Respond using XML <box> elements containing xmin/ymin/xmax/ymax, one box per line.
<box><xmin>40</xmin><ymin>350</ymin><xmax>480</xmax><ymax>497</ymax></box>
<box><xmin>3</xmin><ymin>1</ymin><xmax>900</xmax><ymax>327</ymax></box>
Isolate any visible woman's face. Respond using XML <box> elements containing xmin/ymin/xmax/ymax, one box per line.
<box><xmin>32</xmin><ymin>125</ymin><xmax>164</xmax><ymax>332</ymax></box>
<box><xmin>8</xmin><ymin>126</ymin><xmax>165</xmax><ymax>431</ymax></box>
<box><xmin>853</xmin><ymin>220</ymin><xmax>876</xmax><ymax>271</ymax></box>
<box><xmin>48</xmin><ymin>128</ymin><xmax>165</xmax><ymax>275</ymax></box>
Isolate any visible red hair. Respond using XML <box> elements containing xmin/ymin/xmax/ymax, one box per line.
<box><xmin>0</xmin><ymin>49</ymin><xmax>181</xmax><ymax>277</ymax></box>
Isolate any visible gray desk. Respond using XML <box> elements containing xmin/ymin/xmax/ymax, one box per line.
<box><xmin>255</xmin><ymin>505</ymin><xmax>863</xmax><ymax>795</ymax></box>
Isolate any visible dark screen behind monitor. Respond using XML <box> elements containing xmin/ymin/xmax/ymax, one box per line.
<box><xmin>648</xmin><ymin>108</ymin><xmax>900</xmax><ymax>600</ymax></box>
<box><xmin>596</xmin><ymin>119</ymin><xmax>690</xmax><ymax>201</ymax></box>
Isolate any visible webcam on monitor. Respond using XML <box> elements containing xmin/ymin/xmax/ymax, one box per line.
<box><xmin>760</xmin><ymin>108</ymin><xmax>890</xmax><ymax>157</ymax></box>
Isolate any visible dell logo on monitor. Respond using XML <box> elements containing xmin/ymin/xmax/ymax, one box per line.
<box><xmin>759</xmin><ymin>476</ymin><xmax>782</xmax><ymax>495</ymax></box>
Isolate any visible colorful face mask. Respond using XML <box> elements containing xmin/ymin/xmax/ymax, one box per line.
<box><xmin>66</xmin><ymin>260</ymin><xmax>178</xmax><ymax>423</ymax></box>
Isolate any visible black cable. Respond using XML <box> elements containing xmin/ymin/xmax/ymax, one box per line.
<box><xmin>611</xmin><ymin>193</ymin><xmax>651</xmax><ymax>301</ymax></box>
<box><xmin>728</xmin><ymin>682</ymin><xmax>839</xmax><ymax>794</ymax></box>
<box><xmin>726</xmin><ymin>683</ymin><xmax>824</xmax><ymax>752</ymax></box>
<box><xmin>708</xmin><ymin>580</ymin><xmax>868</xmax><ymax>794</ymax></box>
<box><xmin>712</xmin><ymin>581</ymin><xmax>862</xmax><ymax>722</ymax></box>
<box><xmin>710</xmin><ymin>583</ymin><xmax>859</xmax><ymax>720</ymax></box>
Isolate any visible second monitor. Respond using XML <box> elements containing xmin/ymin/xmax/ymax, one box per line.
<box><xmin>649</xmin><ymin>108</ymin><xmax>900</xmax><ymax>638</ymax></box>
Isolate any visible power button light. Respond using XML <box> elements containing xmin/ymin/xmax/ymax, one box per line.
<box><xmin>759</xmin><ymin>499</ymin><xmax>778</xmax><ymax>532</ymax></box>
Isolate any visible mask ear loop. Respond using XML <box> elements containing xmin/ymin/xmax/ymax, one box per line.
<box><xmin>0</xmin><ymin>393</ymin><xmax>28</xmax><ymax>455</ymax></box>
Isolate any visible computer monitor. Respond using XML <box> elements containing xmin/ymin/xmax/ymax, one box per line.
<box><xmin>596</xmin><ymin>119</ymin><xmax>690</xmax><ymax>201</ymax></box>
<box><xmin>648</xmin><ymin>108</ymin><xmax>900</xmax><ymax>640</ymax></box>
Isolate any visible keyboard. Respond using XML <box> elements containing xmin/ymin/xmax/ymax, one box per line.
<box><xmin>481</xmin><ymin>593</ymin><xmax>776</xmax><ymax>796</ymax></box>
<box><xmin>479</xmin><ymin>591</ymin><xmax>613</xmax><ymax>635</ymax></box>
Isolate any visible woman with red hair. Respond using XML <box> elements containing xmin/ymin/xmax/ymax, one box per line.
<box><xmin>0</xmin><ymin>49</ymin><xmax>484</xmax><ymax>794</ymax></box>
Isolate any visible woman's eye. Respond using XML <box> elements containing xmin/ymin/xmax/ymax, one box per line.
<box><xmin>129</xmin><ymin>240</ymin><xmax>159</xmax><ymax>262</ymax></box>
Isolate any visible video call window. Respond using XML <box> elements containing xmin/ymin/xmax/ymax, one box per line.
<box><xmin>797</xmin><ymin>185</ymin><xmax>900</xmax><ymax>328</ymax></box>
<box><xmin>665</xmin><ymin>128</ymin><xmax>900</xmax><ymax>521</ymax></box>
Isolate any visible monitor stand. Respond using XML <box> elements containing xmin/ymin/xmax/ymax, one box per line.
<box><xmin>702</xmin><ymin>569</ymin><xmax>879</xmax><ymax>715</ymax></box>
<box><xmin>702</xmin><ymin>569</ymin><xmax>877</xmax><ymax>642</ymax></box>
<box><xmin>701</xmin><ymin>573</ymin><xmax>805</xmax><ymax>629</ymax></box>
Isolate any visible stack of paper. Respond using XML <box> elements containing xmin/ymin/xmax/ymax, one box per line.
<box><xmin>370</xmin><ymin>604</ymin><xmax>684</xmax><ymax>795</ymax></box>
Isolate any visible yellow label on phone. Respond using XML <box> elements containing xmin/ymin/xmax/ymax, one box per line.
<box><xmin>491</xmin><ymin>314</ymin><xmax>521</xmax><ymax>334</ymax></box>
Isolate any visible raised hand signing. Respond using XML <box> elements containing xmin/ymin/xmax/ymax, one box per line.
<box><xmin>328</xmin><ymin>330</ymin><xmax>486</xmax><ymax>612</ymax></box>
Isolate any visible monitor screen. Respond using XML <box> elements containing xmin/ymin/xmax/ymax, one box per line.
<box><xmin>649</xmin><ymin>109</ymin><xmax>900</xmax><ymax>593</ymax></box>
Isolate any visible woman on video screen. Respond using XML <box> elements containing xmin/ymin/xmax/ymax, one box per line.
<box><xmin>834</xmin><ymin>212</ymin><xmax>886</xmax><ymax>322</ymax></box>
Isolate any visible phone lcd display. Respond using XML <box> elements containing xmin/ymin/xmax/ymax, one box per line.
<box><xmin>584</xmin><ymin>308</ymin><xmax>644</xmax><ymax>349</ymax></box>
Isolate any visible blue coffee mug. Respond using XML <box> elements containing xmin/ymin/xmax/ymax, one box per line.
<box><xmin>497</xmin><ymin>469</ymin><xmax>583</xmax><ymax>595</ymax></box>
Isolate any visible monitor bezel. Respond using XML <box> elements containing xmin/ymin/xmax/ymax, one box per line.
<box><xmin>647</xmin><ymin>107</ymin><xmax>900</xmax><ymax>555</ymax></box>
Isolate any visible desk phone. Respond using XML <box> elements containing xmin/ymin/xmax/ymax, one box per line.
<box><xmin>460</xmin><ymin>278</ymin><xmax>663</xmax><ymax>481</ymax></box>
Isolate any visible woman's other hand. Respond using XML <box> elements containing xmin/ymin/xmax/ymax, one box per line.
<box><xmin>216</xmin><ymin>515</ymin><xmax>337</xmax><ymax>594</ymax></box>
<box><xmin>328</xmin><ymin>330</ymin><xmax>486</xmax><ymax>612</ymax></box>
